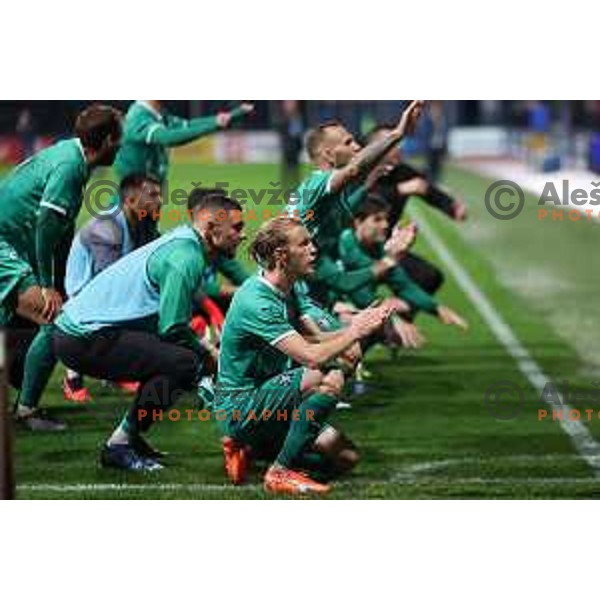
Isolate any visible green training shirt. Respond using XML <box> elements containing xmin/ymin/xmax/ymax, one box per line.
<box><xmin>113</xmin><ymin>101</ymin><xmax>221</xmax><ymax>183</ymax></box>
<box><xmin>0</xmin><ymin>138</ymin><xmax>90</xmax><ymax>287</ymax></box>
<box><xmin>287</xmin><ymin>169</ymin><xmax>368</xmax><ymax>258</ymax></box>
<box><xmin>338</xmin><ymin>228</ymin><xmax>438</xmax><ymax>314</ymax></box>
<box><xmin>217</xmin><ymin>276</ymin><xmax>318</xmax><ymax>391</ymax></box>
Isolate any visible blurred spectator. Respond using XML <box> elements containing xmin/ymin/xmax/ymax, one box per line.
<box><xmin>16</xmin><ymin>108</ymin><xmax>35</xmax><ymax>158</ymax></box>
<box><xmin>422</xmin><ymin>101</ymin><xmax>449</xmax><ymax>184</ymax></box>
<box><xmin>276</xmin><ymin>100</ymin><xmax>305</xmax><ymax>189</ymax></box>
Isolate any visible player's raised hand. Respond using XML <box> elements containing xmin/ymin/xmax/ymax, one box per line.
<box><xmin>240</xmin><ymin>102</ymin><xmax>255</xmax><ymax>114</ymax></box>
<box><xmin>437</xmin><ymin>305</ymin><xmax>469</xmax><ymax>330</ymax></box>
<box><xmin>350</xmin><ymin>305</ymin><xmax>388</xmax><ymax>338</ymax></box>
<box><xmin>216</xmin><ymin>112</ymin><xmax>233</xmax><ymax>128</ymax></box>
<box><xmin>385</xmin><ymin>222</ymin><xmax>418</xmax><ymax>258</ymax></box>
<box><xmin>396</xmin><ymin>100</ymin><xmax>426</xmax><ymax>138</ymax></box>
<box><xmin>380</xmin><ymin>297</ymin><xmax>411</xmax><ymax>315</ymax></box>
<box><xmin>452</xmin><ymin>199</ymin><xmax>468</xmax><ymax>221</ymax></box>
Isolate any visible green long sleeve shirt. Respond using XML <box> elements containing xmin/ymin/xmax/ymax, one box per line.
<box><xmin>337</xmin><ymin>228</ymin><xmax>438</xmax><ymax>314</ymax></box>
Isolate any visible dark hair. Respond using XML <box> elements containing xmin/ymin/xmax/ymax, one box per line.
<box><xmin>305</xmin><ymin>121</ymin><xmax>342</xmax><ymax>161</ymax></box>
<box><xmin>119</xmin><ymin>173</ymin><xmax>161</xmax><ymax>199</ymax></box>
<box><xmin>250</xmin><ymin>217</ymin><xmax>304</xmax><ymax>270</ymax></box>
<box><xmin>187</xmin><ymin>189</ymin><xmax>242</xmax><ymax>219</ymax></box>
<box><xmin>187</xmin><ymin>187</ymin><xmax>227</xmax><ymax>212</ymax></box>
<box><xmin>354</xmin><ymin>194</ymin><xmax>390</xmax><ymax>222</ymax></box>
<box><xmin>74</xmin><ymin>104</ymin><xmax>122</xmax><ymax>151</ymax></box>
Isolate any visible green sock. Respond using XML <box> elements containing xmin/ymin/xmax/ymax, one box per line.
<box><xmin>18</xmin><ymin>325</ymin><xmax>57</xmax><ymax>409</ymax></box>
<box><xmin>296</xmin><ymin>451</ymin><xmax>335</xmax><ymax>482</ymax></box>
<box><xmin>275</xmin><ymin>393</ymin><xmax>337</xmax><ymax>469</ymax></box>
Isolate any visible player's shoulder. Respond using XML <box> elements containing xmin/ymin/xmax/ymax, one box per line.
<box><xmin>291</xmin><ymin>169</ymin><xmax>333</xmax><ymax>211</ymax></box>
<box><xmin>150</xmin><ymin>227</ymin><xmax>203</xmax><ymax>269</ymax></box>
<box><xmin>40</xmin><ymin>138</ymin><xmax>84</xmax><ymax>169</ymax></box>
<box><xmin>297</xmin><ymin>169</ymin><xmax>332</xmax><ymax>192</ymax></box>
<box><xmin>79</xmin><ymin>215</ymin><xmax>122</xmax><ymax>247</ymax></box>
<box><xmin>237</xmin><ymin>275</ymin><xmax>282</xmax><ymax>307</ymax></box>
<box><xmin>123</xmin><ymin>101</ymin><xmax>161</xmax><ymax>133</ymax></box>
<box><xmin>125</xmin><ymin>101</ymin><xmax>159</xmax><ymax>121</ymax></box>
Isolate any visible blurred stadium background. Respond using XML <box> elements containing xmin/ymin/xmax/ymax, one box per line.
<box><xmin>5</xmin><ymin>100</ymin><xmax>600</xmax><ymax>499</ymax></box>
<box><xmin>2</xmin><ymin>100</ymin><xmax>600</xmax><ymax>170</ymax></box>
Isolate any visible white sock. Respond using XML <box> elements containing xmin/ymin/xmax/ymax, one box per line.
<box><xmin>66</xmin><ymin>369</ymin><xmax>80</xmax><ymax>381</ymax></box>
<box><xmin>16</xmin><ymin>404</ymin><xmax>35</xmax><ymax>417</ymax></box>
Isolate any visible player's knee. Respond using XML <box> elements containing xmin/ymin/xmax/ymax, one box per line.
<box><xmin>337</xmin><ymin>446</ymin><xmax>360</xmax><ymax>473</ymax></box>
<box><xmin>16</xmin><ymin>285</ymin><xmax>48</xmax><ymax>324</ymax></box>
<box><xmin>317</xmin><ymin>369</ymin><xmax>345</xmax><ymax>397</ymax></box>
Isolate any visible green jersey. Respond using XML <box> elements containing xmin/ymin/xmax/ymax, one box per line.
<box><xmin>114</xmin><ymin>101</ymin><xmax>220</xmax><ymax>183</ymax></box>
<box><xmin>217</xmin><ymin>276</ymin><xmax>318</xmax><ymax>391</ymax></box>
<box><xmin>338</xmin><ymin>228</ymin><xmax>438</xmax><ymax>314</ymax></box>
<box><xmin>287</xmin><ymin>169</ymin><xmax>367</xmax><ymax>258</ymax></box>
<box><xmin>0</xmin><ymin>138</ymin><xmax>89</xmax><ymax>286</ymax></box>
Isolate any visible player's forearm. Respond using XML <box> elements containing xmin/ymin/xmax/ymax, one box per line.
<box><xmin>316</xmin><ymin>256</ymin><xmax>377</xmax><ymax>293</ymax></box>
<box><xmin>387</xmin><ymin>267</ymin><xmax>438</xmax><ymax>314</ymax></box>
<box><xmin>344</xmin><ymin>286</ymin><xmax>379</xmax><ymax>310</ymax></box>
<box><xmin>331</xmin><ymin>130</ymin><xmax>403</xmax><ymax>193</ymax></box>
<box><xmin>35</xmin><ymin>208</ymin><xmax>68</xmax><ymax>288</ymax></box>
<box><xmin>426</xmin><ymin>184</ymin><xmax>456</xmax><ymax>217</ymax></box>
<box><xmin>151</xmin><ymin>116</ymin><xmax>220</xmax><ymax>147</ymax></box>
<box><xmin>304</xmin><ymin>329</ymin><xmax>360</xmax><ymax>368</ymax></box>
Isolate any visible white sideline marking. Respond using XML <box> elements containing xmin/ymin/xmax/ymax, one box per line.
<box><xmin>17</xmin><ymin>454</ymin><xmax>597</xmax><ymax>494</ymax></box>
<box><xmin>414</xmin><ymin>208</ymin><xmax>600</xmax><ymax>476</ymax></box>
<box><xmin>17</xmin><ymin>477</ymin><xmax>600</xmax><ymax>495</ymax></box>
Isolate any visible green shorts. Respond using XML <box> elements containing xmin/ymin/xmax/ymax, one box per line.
<box><xmin>215</xmin><ymin>367</ymin><xmax>310</xmax><ymax>458</ymax></box>
<box><xmin>0</xmin><ymin>239</ymin><xmax>36</xmax><ymax>326</ymax></box>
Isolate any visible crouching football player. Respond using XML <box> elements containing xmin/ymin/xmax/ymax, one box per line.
<box><xmin>338</xmin><ymin>194</ymin><xmax>468</xmax><ymax>345</ymax></box>
<box><xmin>215</xmin><ymin>218</ymin><xmax>395</xmax><ymax>495</ymax></box>
<box><xmin>51</xmin><ymin>192</ymin><xmax>246</xmax><ymax>471</ymax></box>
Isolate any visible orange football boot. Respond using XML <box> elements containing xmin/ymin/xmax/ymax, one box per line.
<box><xmin>263</xmin><ymin>466</ymin><xmax>331</xmax><ymax>495</ymax></box>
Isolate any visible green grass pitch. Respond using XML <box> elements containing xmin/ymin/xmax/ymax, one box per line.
<box><xmin>9</xmin><ymin>159</ymin><xmax>600</xmax><ymax>499</ymax></box>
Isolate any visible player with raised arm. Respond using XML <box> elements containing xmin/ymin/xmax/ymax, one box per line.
<box><xmin>114</xmin><ymin>101</ymin><xmax>255</xmax><ymax>183</ymax></box>
<box><xmin>364</xmin><ymin>123</ymin><xmax>467</xmax><ymax>298</ymax></box>
<box><xmin>285</xmin><ymin>100</ymin><xmax>425</xmax><ymax>308</ymax></box>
